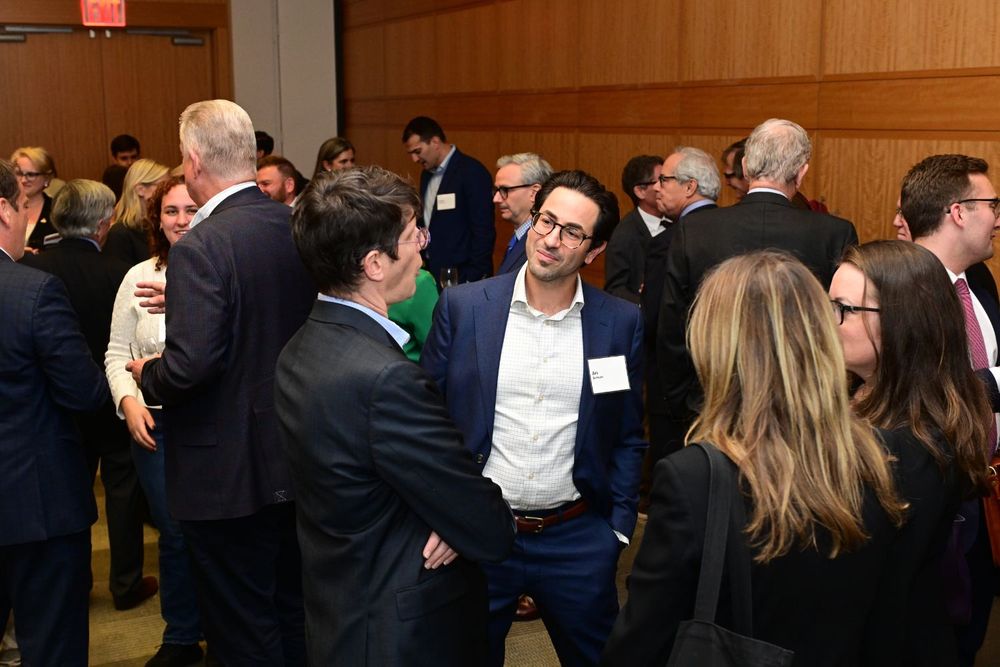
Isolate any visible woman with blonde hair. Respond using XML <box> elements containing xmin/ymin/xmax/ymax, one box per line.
<box><xmin>105</xmin><ymin>158</ymin><xmax>169</xmax><ymax>265</ymax></box>
<box><xmin>10</xmin><ymin>146</ymin><xmax>57</xmax><ymax>251</ymax></box>
<box><xmin>603</xmin><ymin>251</ymin><xmax>906</xmax><ymax>667</ymax></box>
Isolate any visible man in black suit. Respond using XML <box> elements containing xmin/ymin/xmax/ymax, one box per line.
<box><xmin>275</xmin><ymin>166</ymin><xmax>514</xmax><ymax>665</ymax></box>
<box><xmin>130</xmin><ymin>99</ymin><xmax>315</xmax><ymax>665</ymax></box>
<box><xmin>642</xmin><ymin>147</ymin><xmax>720</xmax><ymax>462</ymax></box>
<box><xmin>20</xmin><ymin>179</ymin><xmax>156</xmax><ymax>611</ymax></box>
<box><xmin>657</xmin><ymin>119</ymin><xmax>858</xmax><ymax>431</ymax></box>
<box><xmin>0</xmin><ymin>160</ymin><xmax>109</xmax><ymax>664</ymax></box>
<box><xmin>494</xmin><ymin>152</ymin><xmax>552</xmax><ymax>275</ymax></box>
<box><xmin>604</xmin><ymin>154</ymin><xmax>665</xmax><ymax>303</ymax></box>
<box><xmin>902</xmin><ymin>154</ymin><xmax>1000</xmax><ymax>667</ymax></box>
<box><xmin>403</xmin><ymin>116</ymin><xmax>495</xmax><ymax>283</ymax></box>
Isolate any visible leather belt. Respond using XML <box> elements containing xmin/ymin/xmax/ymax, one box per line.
<box><xmin>514</xmin><ymin>500</ymin><xmax>588</xmax><ymax>534</ymax></box>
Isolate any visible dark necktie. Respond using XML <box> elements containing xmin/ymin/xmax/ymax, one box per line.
<box><xmin>503</xmin><ymin>234</ymin><xmax>518</xmax><ymax>260</ymax></box>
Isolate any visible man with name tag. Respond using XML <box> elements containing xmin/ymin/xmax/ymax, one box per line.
<box><xmin>421</xmin><ymin>170</ymin><xmax>647</xmax><ymax>667</ymax></box>
<box><xmin>402</xmin><ymin>116</ymin><xmax>495</xmax><ymax>284</ymax></box>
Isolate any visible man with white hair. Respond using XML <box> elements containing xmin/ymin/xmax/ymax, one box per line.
<box><xmin>128</xmin><ymin>99</ymin><xmax>315</xmax><ymax>664</ymax></box>
<box><xmin>493</xmin><ymin>152</ymin><xmax>552</xmax><ymax>275</ymax></box>
<box><xmin>653</xmin><ymin>146</ymin><xmax>720</xmax><ymax>222</ymax></box>
<box><xmin>655</xmin><ymin>119</ymin><xmax>858</xmax><ymax>440</ymax></box>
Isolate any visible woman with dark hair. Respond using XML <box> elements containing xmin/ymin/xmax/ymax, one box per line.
<box><xmin>312</xmin><ymin>136</ymin><xmax>355</xmax><ymax>177</ymax></box>
<box><xmin>603</xmin><ymin>251</ymin><xmax>906</xmax><ymax>666</ymax></box>
<box><xmin>831</xmin><ymin>240</ymin><xmax>991</xmax><ymax>666</ymax></box>
<box><xmin>105</xmin><ymin>176</ymin><xmax>204</xmax><ymax>665</ymax></box>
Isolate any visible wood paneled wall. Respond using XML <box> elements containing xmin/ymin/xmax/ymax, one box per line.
<box><xmin>341</xmin><ymin>0</ymin><xmax>1000</xmax><ymax>283</ymax></box>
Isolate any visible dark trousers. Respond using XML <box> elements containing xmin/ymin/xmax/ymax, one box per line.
<box><xmin>955</xmin><ymin>505</ymin><xmax>998</xmax><ymax>667</ymax></box>
<box><xmin>0</xmin><ymin>530</ymin><xmax>91</xmax><ymax>666</ymax></box>
<box><xmin>180</xmin><ymin>502</ymin><xmax>305</xmax><ymax>666</ymax></box>
<box><xmin>80</xmin><ymin>406</ymin><xmax>147</xmax><ymax>599</ymax></box>
<box><xmin>484</xmin><ymin>511</ymin><xmax>621</xmax><ymax>667</ymax></box>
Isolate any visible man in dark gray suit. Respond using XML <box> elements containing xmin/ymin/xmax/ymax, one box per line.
<box><xmin>129</xmin><ymin>99</ymin><xmax>315</xmax><ymax>664</ymax></box>
<box><xmin>657</xmin><ymin>119</ymin><xmax>858</xmax><ymax>433</ymax></box>
<box><xmin>275</xmin><ymin>166</ymin><xmax>513</xmax><ymax>665</ymax></box>
<box><xmin>0</xmin><ymin>159</ymin><xmax>109</xmax><ymax>664</ymax></box>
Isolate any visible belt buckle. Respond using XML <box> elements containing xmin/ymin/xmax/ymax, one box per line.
<box><xmin>521</xmin><ymin>516</ymin><xmax>545</xmax><ymax>534</ymax></box>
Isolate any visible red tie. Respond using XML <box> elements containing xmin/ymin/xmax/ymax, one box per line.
<box><xmin>955</xmin><ymin>277</ymin><xmax>997</xmax><ymax>453</ymax></box>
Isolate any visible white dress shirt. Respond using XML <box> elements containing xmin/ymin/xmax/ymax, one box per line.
<box><xmin>637</xmin><ymin>207</ymin><xmax>668</xmax><ymax>237</ymax></box>
<box><xmin>423</xmin><ymin>145</ymin><xmax>457</xmax><ymax>228</ymax></box>
<box><xmin>189</xmin><ymin>181</ymin><xmax>259</xmax><ymax>229</ymax></box>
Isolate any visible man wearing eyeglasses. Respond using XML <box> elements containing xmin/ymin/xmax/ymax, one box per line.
<box><xmin>493</xmin><ymin>152</ymin><xmax>552</xmax><ymax>275</ymax></box>
<box><xmin>422</xmin><ymin>170</ymin><xmax>646</xmax><ymax>667</ymax></box>
<box><xmin>275</xmin><ymin>166</ymin><xmax>514</xmax><ymax>665</ymax></box>
<box><xmin>901</xmin><ymin>153</ymin><xmax>1000</xmax><ymax>667</ymax></box>
<box><xmin>402</xmin><ymin>116</ymin><xmax>495</xmax><ymax>284</ymax></box>
<box><xmin>604</xmin><ymin>154</ymin><xmax>665</xmax><ymax>304</ymax></box>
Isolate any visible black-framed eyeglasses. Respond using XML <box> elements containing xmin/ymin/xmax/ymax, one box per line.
<box><xmin>830</xmin><ymin>299</ymin><xmax>880</xmax><ymax>325</ymax></box>
<box><xmin>657</xmin><ymin>174</ymin><xmax>680</xmax><ymax>185</ymax></box>
<box><xmin>530</xmin><ymin>211</ymin><xmax>594</xmax><ymax>249</ymax></box>
<box><xmin>492</xmin><ymin>183</ymin><xmax>535</xmax><ymax>200</ymax></box>
<box><xmin>14</xmin><ymin>169</ymin><xmax>45</xmax><ymax>180</ymax></box>
<box><xmin>396</xmin><ymin>227</ymin><xmax>431</xmax><ymax>250</ymax></box>
<box><xmin>953</xmin><ymin>198</ymin><xmax>1000</xmax><ymax>217</ymax></box>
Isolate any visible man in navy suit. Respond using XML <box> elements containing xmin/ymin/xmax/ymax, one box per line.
<box><xmin>902</xmin><ymin>153</ymin><xmax>1000</xmax><ymax>667</ymax></box>
<box><xmin>402</xmin><ymin>116</ymin><xmax>495</xmax><ymax>283</ymax></box>
<box><xmin>493</xmin><ymin>152</ymin><xmax>552</xmax><ymax>275</ymax></box>
<box><xmin>0</xmin><ymin>159</ymin><xmax>109</xmax><ymax>664</ymax></box>
<box><xmin>130</xmin><ymin>100</ymin><xmax>315</xmax><ymax>664</ymax></box>
<box><xmin>422</xmin><ymin>170</ymin><xmax>647</xmax><ymax>666</ymax></box>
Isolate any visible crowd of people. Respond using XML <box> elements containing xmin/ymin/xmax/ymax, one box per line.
<box><xmin>1</xmin><ymin>101</ymin><xmax>998</xmax><ymax>667</ymax></box>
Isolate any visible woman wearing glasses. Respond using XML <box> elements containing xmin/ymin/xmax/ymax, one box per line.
<box><xmin>830</xmin><ymin>240</ymin><xmax>991</xmax><ymax>667</ymax></box>
<box><xmin>603</xmin><ymin>251</ymin><xmax>906</xmax><ymax>666</ymax></box>
<box><xmin>10</xmin><ymin>146</ymin><xmax>56</xmax><ymax>252</ymax></box>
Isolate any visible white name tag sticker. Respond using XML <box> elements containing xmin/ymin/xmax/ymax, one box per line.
<box><xmin>437</xmin><ymin>192</ymin><xmax>456</xmax><ymax>211</ymax></box>
<box><xmin>588</xmin><ymin>355</ymin><xmax>630</xmax><ymax>394</ymax></box>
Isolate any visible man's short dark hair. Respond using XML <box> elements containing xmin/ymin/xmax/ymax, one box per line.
<box><xmin>900</xmin><ymin>154</ymin><xmax>989</xmax><ymax>240</ymax></box>
<box><xmin>535</xmin><ymin>170</ymin><xmax>620</xmax><ymax>248</ymax></box>
<box><xmin>0</xmin><ymin>159</ymin><xmax>18</xmax><ymax>210</ymax></box>
<box><xmin>292</xmin><ymin>166</ymin><xmax>420</xmax><ymax>294</ymax></box>
<box><xmin>621</xmin><ymin>155</ymin><xmax>663</xmax><ymax>207</ymax></box>
<box><xmin>722</xmin><ymin>138</ymin><xmax>747</xmax><ymax>179</ymax></box>
<box><xmin>255</xmin><ymin>130</ymin><xmax>275</xmax><ymax>156</ymax></box>
<box><xmin>257</xmin><ymin>154</ymin><xmax>297</xmax><ymax>181</ymax></box>
<box><xmin>402</xmin><ymin>116</ymin><xmax>446</xmax><ymax>144</ymax></box>
<box><xmin>110</xmin><ymin>134</ymin><xmax>140</xmax><ymax>156</ymax></box>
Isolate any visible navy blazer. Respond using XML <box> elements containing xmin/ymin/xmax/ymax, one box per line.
<box><xmin>140</xmin><ymin>186</ymin><xmax>315</xmax><ymax>521</ymax></box>
<box><xmin>421</xmin><ymin>148</ymin><xmax>495</xmax><ymax>282</ymax></box>
<box><xmin>496</xmin><ymin>232</ymin><xmax>527</xmax><ymax>275</ymax></box>
<box><xmin>0</xmin><ymin>255</ymin><xmax>108</xmax><ymax>545</ymax></box>
<box><xmin>420</xmin><ymin>271</ymin><xmax>648</xmax><ymax>538</ymax></box>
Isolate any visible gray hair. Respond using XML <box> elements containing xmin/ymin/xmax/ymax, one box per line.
<box><xmin>51</xmin><ymin>179</ymin><xmax>115</xmax><ymax>238</ymax></box>
<box><xmin>744</xmin><ymin>118</ymin><xmax>811</xmax><ymax>184</ymax></box>
<box><xmin>179</xmin><ymin>99</ymin><xmax>256</xmax><ymax>181</ymax></box>
<box><xmin>496</xmin><ymin>152</ymin><xmax>553</xmax><ymax>186</ymax></box>
<box><xmin>673</xmin><ymin>146</ymin><xmax>721</xmax><ymax>201</ymax></box>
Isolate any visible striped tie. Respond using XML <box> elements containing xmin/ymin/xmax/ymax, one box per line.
<box><xmin>955</xmin><ymin>277</ymin><xmax>997</xmax><ymax>453</ymax></box>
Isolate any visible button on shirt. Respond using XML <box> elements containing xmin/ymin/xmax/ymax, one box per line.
<box><xmin>422</xmin><ymin>145</ymin><xmax>457</xmax><ymax>229</ymax></box>
<box><xmin>484</xmin><ymin>265</ymin><xmax>584</xmax><ymax>511</ymax></box>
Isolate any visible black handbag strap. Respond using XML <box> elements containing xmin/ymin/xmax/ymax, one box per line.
<box><xmin>692</xmin><ymin>443</ymin><xmax>754</xmax><ymax>635</ymax></box>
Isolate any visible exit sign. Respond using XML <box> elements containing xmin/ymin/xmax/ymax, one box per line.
<box><xmin>81</xmin><ymin>0</ymin><xmax>126</xmax><ymax>28</ymax></box>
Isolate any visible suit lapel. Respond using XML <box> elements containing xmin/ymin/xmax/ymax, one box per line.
<box><xmin>576</xmin><ymin>285</ymin><xmax>612</xmax><ymax>456</ymax></box>
<box><xmin>473</xmin><ymin>276</ymin><xmax>515</xmax><ymax>439</ymax></box>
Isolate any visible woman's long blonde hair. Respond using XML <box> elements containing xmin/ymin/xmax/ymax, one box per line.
<box><xmin>113</xmin><ymin>159</ymin><xmax>168</xmax><ymax>230</ymax></box>
<box><xmin>687</xmin><ymin>251</ymin><xmax>905</xmax><ymax>563</ymax></box>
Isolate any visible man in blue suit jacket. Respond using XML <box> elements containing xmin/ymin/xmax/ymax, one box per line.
<box><xmin>422</xmin><ymin>170</ymin><xmax>647</xmax><ymax>667</ymax></box>
<box><xmin>0</xmin><ymin>159</ymin><xmax>109</xmax><ymax>664</ymax></box>
<box><xmin>131</xmin><ymin>100</ymin><xmax>315</xmax><ymax>664</ymax></box>
<box><xmin>403</xmin><ymin>116</ymin><xmax>495</xmax><ymax>283</ymax></box>
<box><xmin>493</xmin><ymin>152</ymin><xmax>552</xmax><ymax>275</ymax></box>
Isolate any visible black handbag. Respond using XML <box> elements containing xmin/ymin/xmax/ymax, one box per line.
<box><xmin>666</xmin><ymin>443</ymin><xmax>795</xmax><ymax>667</ymax></box>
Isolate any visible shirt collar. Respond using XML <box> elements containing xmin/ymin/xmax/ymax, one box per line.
<box><xmin>747</xmin><ymin>187</ymin><xmax>788</xmax><ymax>199</ymax></box>
<box><xmin>637</xmin><ymin>206</ymin><xmax>668</xmax><ymax>228</ymax></box>
<box><xmin>514</xmin><ymin>217</ymin><xmax>532</xmax><ymax>241</ymax></box>
<box><xmin>430</xmin><ymin>145</ymin><xmax>457</xmax><ymax>176</ymax></box>
<box><xmin>0</xmin><ymin>246</ymin><xmax>13</xmax><ymax>262</ymax></box>
<box><xmin>510</xmin><ymin>263</ymin><xmax>585</xmax><ymax>320</ymax></box>
<box><xmin>316</xmin><ymin>293</ymin><xmax>411</xmax><ymax>349</ymax></box>
<box><xmin>680</xmin><ymin>198</ymin><xmax>715</xmax><ymax>217</ymax></box>
<box><xmin>190</xmin><ymin>181</ymin><xmax>258</xmax><ymax>229</ymax></box>
<box><xmin>945</xmin><ymin>267</ymin><xmax>967</xmax><ymax>283</ymax></box>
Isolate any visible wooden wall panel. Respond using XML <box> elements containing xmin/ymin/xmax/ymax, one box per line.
<box><xmin>343</xmin><ymin>26</ymin><xmax>385</xmax><ymax>99</ymax></box>
<box><xmin>823</xmin><ymin>0</ymin><xmax>1000</xmax><ymax>75</ymax></box>
<box><xmin>496</xmin><ymin>131</ymin><xmax>579</xmax><ymax>173</ymax></box>
<box><xmin>346</xmin><ymin>126</ymin><xmax>390</xmax><ymax>170</ymax></box>
<box><xmin>679</xmin><ymin>84</ymin><xmax>819</xmax><ymax>130</ymax></box>
<box><xmin>383</xmin><ymin>17</ymin><xmax>436</xmax><ymax>97</ymax></box>
<box><xmin>495</xmin><ymin>0</ymin><xmax>578</xmax><ymax>91</ymax></box>
<box><xmin>678</xmin><ymin>0</ymin><xmax>822</xmax><ymax>81</ymax></box>
<box><xmin>577</xmin><ymin>0</ymin><xmax>679</xmax><ymax>87</ymax></box>
<box><xmin>435</xmin><ymin>5</ymin><xmax>497</xmax><ymax>93</ymax></box>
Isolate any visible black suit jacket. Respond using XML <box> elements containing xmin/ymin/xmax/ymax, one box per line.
<box><xmin>275</xmin><ymin>301</ymin><xmax>513</xmax><ymax>665</ymax></box>
<box><xmin>103</xmin><ymin>223</ymin><xmax>150</xmax><ymax>267</ymax></box>
<box><xmin>602</xmin><ymin>444</ymin><xmax>899</xmax><ymax>667</ymax></box>
<box><xmin>0</xmin><ymin>254</ymin><xmax>107</xmax><ymax>546</ymax></box>
<box><xmin>140</xmin><ymin>186</ymin><xmax>315</xmax><ymax>521</ymax></box>
<box><xmin>25</xmin><ymin>193</ymin><xmax>54</xmax><ymax>251</ymax></box>
<box><xmin>657</xmin><ymin>192</ymin><xmax>857</xmax><ymax>417</ymax></box>
<box><xmin>604</xmin><ymin>208</ymin><xmax>656</xmax><ymax>304</ymax></box>
<box><xmin>420</xmin><ymin>148</ymin><xmax>495</xmax><ymax>282</ymax></box>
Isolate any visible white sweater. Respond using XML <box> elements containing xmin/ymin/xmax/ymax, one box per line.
<box><xmin>105</xmin><ymin>257</ymin><xmax>166</xmax><ymax>417</ymax></box>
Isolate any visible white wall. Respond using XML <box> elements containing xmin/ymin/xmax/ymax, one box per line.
<box><xmin>229</xmin><ymin>0</ymin><xmax>338</xmax><ymax>177</ymax></box>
